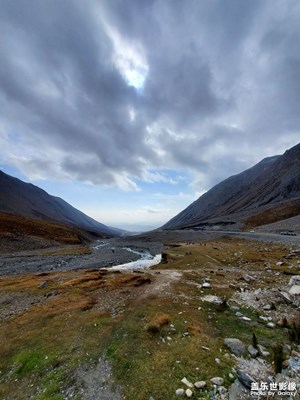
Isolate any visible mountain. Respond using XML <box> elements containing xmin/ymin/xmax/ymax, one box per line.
<box><xmin>0</xmin><ymin>170</ymin><xmax>121</xmax><ymax>237</ymax></box>
<box><xmin>163</xmin><ymin>142</ymin><xmax>300</xmax><ymax>230</ymax></box>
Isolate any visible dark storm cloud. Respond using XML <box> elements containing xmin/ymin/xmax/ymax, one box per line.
<box><xmin>0</xmin><ymin>0</ymin><xmax>300</xmax><ymax>191</ymax></box>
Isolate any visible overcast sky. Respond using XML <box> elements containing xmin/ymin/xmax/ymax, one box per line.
<box><xmin>1</xmin><ymin>1</ymin><xmax>300</xmax><ymax>231</ymax></box>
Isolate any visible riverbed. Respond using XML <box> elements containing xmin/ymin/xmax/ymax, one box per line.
<box><xmin>0</xmin><ymin>238</ymin><xmax>163</xmax><ymax>276</ymax></box>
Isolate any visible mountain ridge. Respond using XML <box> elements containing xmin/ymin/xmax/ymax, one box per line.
<box><xmin>0</xmin><ymin>170</ymin><xmax>121</xmax><ymax>237</ymax></box>
<box><xmin>163</xmin><ymin>143</ymin><xmax>300</xmax><ymax>230</ymax></box>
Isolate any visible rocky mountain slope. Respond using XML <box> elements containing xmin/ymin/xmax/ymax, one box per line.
<box><xmin>163</xmin><ymin>142</ymin><xmax>300</xmax><ymax>230</ymax></box>
<box><xmin>0</xmin><ymin>170</ymin><xmax>121</xmax><ymax>237</ymax></box>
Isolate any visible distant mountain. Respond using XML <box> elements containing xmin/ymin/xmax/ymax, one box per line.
<box><xmin>163</xmin><ymin>142</ymin><xmax>300</xmax><ymax>230</ymax></box>
<box><xmin>0</xmin><ymin>170</ymin><xmax>121</xmax><ymax>237</ymax></box>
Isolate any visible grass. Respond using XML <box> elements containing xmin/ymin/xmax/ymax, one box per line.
<box><xmin>0</xmin><ymin>237</ymin><xmax>298</xmax><ymax>399</ymax></box>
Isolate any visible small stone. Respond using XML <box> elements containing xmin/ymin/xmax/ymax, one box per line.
<box><xmin>228</xmin><ymin>373</ymin><xmax>234</xmax><ymax>379</ymax></box>
<box><xmin>202</xmin><ymin>282</ymin><xmax>211</xmax><ymax>288</ymax></box>
<box><xmin>194</xmin><ymin>381</ymin><xmax>206</xmax><ymax>389</ymax></box>
<box><xmin>236</xmin><ymin>370</ymin><xmax>255</xmax><ymax>389</ymax></box>
<box><xmin>181</xmin><ymin>377</ymin><xmax>194</xmax><ymax>388</ymax></box>
<box><xmin>248</xmin><ymin>345</ymin><xmax>258</xmax><ymax>358</ymax></box>
<box><xmin>185</xmin><ymin>388</ymin><xmax>193</xmax><ymax>397</ymax></box>
<box><xmin>215</xmin><ymin>358</ymin><xmax>221</xmax><ymax>364</ymax></box>
<box><xmin>236</xmin><ymin>312</ymin><xmax>243</xmax><ymax>317</ymax></box>
<box><xmin>289</xmin><ymin>285</ymin><xmax>300</xmax><ymax>295</ymax></box>
<box><xmin>259</xmin><ymin>316</ymin><xmax>268</xmax><ymax>321</ymax></box>
<box><xmin>218</xmin><ymin>386</ymin><xmax>227</xmax><ymax>395</ymax></box>
<box><xmin>37</xmin><ymin>281</ymin><xmax>48</xmax><ymax>289</ymax></box>
<box><xmin>210</xmin><ymin>377</ymin><xmax>224</xmax><ymax>386</ymax></box>
<box><xmin>288</xmin><ymin>275</ymin><xmax>300</xmax><ymax>286</ymax></box>
<box><xmin>257</xmin><ymin>344</ymin><xmax>270</xmax><ymax>357</ymax></box>
<box><xmin>167</xmin><ymin>336</ymin><xmax>172</xmax><ymax>341</ymax></box>
<box><xmin>224</xmin><ymin>338</ymin><xmax>245</xmax><ymax>356</ymax></box>
<box><xmin>263</xmin><ymin>304</ymin><xmax>271</xmax><ymax>311</ymax></box>
<box><xmin>175</xmin><ymin>388</ymin><xmax>184</xmax><ymax>396</ymax></box>
<box><xmin>267</xmin><ymin>322</ymin><xmax>275</xmax><ymax>329</ymax></box>
<box><xmin>276</xmin><ymin>261</ymin><xmax>284</xmax><ymax>266</ymax></box>
<box><xmin>202</xmin><ymin>346</ymin><xmax>210</xmax><ymax>351</ymax></box>
<box><xmin>242</xmin><ymin>316</ymin><xmax>251</xmax><ymax>321</ymax></box>
<box><xmin>243</xmin><ymin>275</ymin><xmax>255</xmax><ymax>282</ymax></box>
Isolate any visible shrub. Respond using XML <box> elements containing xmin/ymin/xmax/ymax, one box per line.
<box><xmin>252</xmin><ymin>333</ymin><xmax>258</xmax><ymax>349</ymax></box>
<box><xmin>273</xmin><ymin>344</ymin><xmax>284</xmax><ymax>374</ymax></box>
<box><xmin>288</xmin><ymin>312</ymin><xmax>300</xmax><ymax>344</ymax></box>
<box><xmin>146</xmin><ymin>312</ymin><xmax>171</xmax><ymax>334</ymax></box>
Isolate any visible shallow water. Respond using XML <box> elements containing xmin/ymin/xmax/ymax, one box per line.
<box><xmin>111</xmin><ymin>252</ymin><xmax>161</xmax><ymax>270</ymax></box>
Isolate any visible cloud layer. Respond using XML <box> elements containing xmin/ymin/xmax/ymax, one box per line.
<box><xmin>1</xmin><ymin>0</ymin><xmax>300</xmax><ymax>193</ymax></box>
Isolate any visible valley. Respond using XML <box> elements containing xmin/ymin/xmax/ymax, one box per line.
<box><xmin>0</xmin><ymin>232</ymin><xmax>300</xmax><ymax>399</ymax></box>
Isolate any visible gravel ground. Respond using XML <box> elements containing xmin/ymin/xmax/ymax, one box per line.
<box><xmin>0</xmin><ymin>238</ymin><xmax>163</xmax><ymax>277</ymax></box>
<box><xmin>1</xmin><ymin>230</ymin><xmax>299</xmax><ymax>277</ymax></box>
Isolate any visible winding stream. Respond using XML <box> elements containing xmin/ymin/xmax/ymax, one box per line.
<box><xmin>111</xmin><ymin>247</ymin><xmax>161</xmax><ymax>270</ymax></box>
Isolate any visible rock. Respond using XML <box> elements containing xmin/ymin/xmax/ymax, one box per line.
<box><xmin>194</xmin><ymin>381</ymin><xmax>206</xmax><ymax>389</ymax></box>
<box><xmin>276</xmin><ymin>261</ymin><xmax>284</xmax><ymax>266</ymax></box>
<box><xmin>201</xmin><ymin>295</ymin><xmax>223</xmax><ymax>304</ymax></box>
<box><xmin>210</xmin><ymin>377</ymin><xmax>224</xmax><ymax>386</ymax></box>
<box><xmin>259</xmin><ymin>316</ymin><xmax>268</xmax><ymax>321</ymax></box>
<box><xmin>257</xmin><ymin>344</ymin><xmax>270</xmax><ymax>357</ymax></box>
<box><xmin>236</xmin><ymin>370</ymin><xmax>255</xmax><ymax>389</ymax></box>
<box><xmin>202</xmin><ymin>282</ymin><xmax>211</xmax><ymax>288</ymax></box>
<box><xmin>37</xmin><ymin>281</ymin><xmax>48</xmax><ymax>289</ymax></box>
<box><xmin>263</xmin><ymin>304</ymin><xmax>271</xmax><ymax>311</ymax></box>
<box><xmin>229</xmin><ymin>373</ymin><xmax>235</xmax><ymax>379</ymax></box>
<box><xmin>248</xmin><ymin>345</ymin><xmax>258</xmax><ymax>358</ymax></box>
<box><xmin>175</xmin><ymin>388</ymin><xmax>184</xmax><ymax>396</ymax></box>
<box><xmin>236</xmin><ymin>312</ymin><xmax>243</xmax><ymax>317</ymax></box>
<box><xmin>181</xmin><ymin>377</ymin><xmax>193</xmax><ymax>388</ymax></box>
<box><xmin>288</xmin><ymin>276</ymin><xmax>300</xmax><ymax>286</ymax></box>
<box><xmin>229</xmin><ymin>379</ymin><xmax>252</xmax><ymax>400</ymax></box>
<box><xmin>242</xmin><ymin>317</ymin><xmax>251</xmax><ymax>321</ymax></box>
<box><xmin>215</xmin><ymin>358</ymin><xmax>221</xmax><ymax>364</ymax></box>
<box><xmin>224</xmin><ymin>338</ymin><xmax>245</xmax><ymax>356</ymax></box>
<box><xmin>218</xmin><ymin>386</ymin><xmax>227</xmax><ymax>395</ymax></box>
<box><xmin>278</xmin><ymin>291</ymin><xmax>292</xmax><ymax>304</ymax></box>
<box><xmin>243</xmin><ymin>275</ymin><xmax>255</xmax><ymax>282</ymax></box>
<box><xmin>185</xmin><ymin>388</ymin><xmax>193</xmax><ymax>397</ymax></box>
<box><xmin>289</xmin><ymin>285</ymin><xmax>300</xmax><ymax>295</ymax></box>
<box><xmin>267</xmin><ymin>322</ymin><xmax>275</xmax><ymax>329</ymax></box>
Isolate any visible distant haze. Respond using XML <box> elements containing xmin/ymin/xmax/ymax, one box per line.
<box><xmin>1</xmin><ymin>1</ymin><xmax>300</xmax><ymax>230</ymax></box>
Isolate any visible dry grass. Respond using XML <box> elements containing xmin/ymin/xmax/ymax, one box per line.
<box><xmin>0</xmin><ymin>212</ymin><xmax>99</xmax><ymax>248</ymax></box>
<box><xmin>244</xmin><ymin>199</ymin><xmax>300</xmax><ymax>228</ymax></box>
<box><xmin>146</xmin><ymin>312</ymin><xmax>171</xmax><ymax>334</ymax></box>
<box><xmin>0</xmin><ymin>236</ymin><xmax>298</xmax><ymax>400</ymax></box>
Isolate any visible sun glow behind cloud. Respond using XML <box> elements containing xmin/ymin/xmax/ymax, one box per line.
<box><xmin>105</xmin><ymin>24</ymin><xmax>148</xmax><ymax>90</ymax></box>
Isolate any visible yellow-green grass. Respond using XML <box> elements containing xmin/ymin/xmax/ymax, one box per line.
<box><xmin>0</xmin><ymin>237</ymin><xmax>297</xmax><ymax>399</ymax></box>
<box><xmin>155</xmin><ymin>237</ymin><xmax>293</xmax><ymax>272</ymax></box>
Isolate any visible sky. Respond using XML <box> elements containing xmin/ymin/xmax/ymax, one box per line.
<box><xmin>1</xmin><ymin>1</ymin><xmax>300</xmax><ymax>231</ymax></box>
